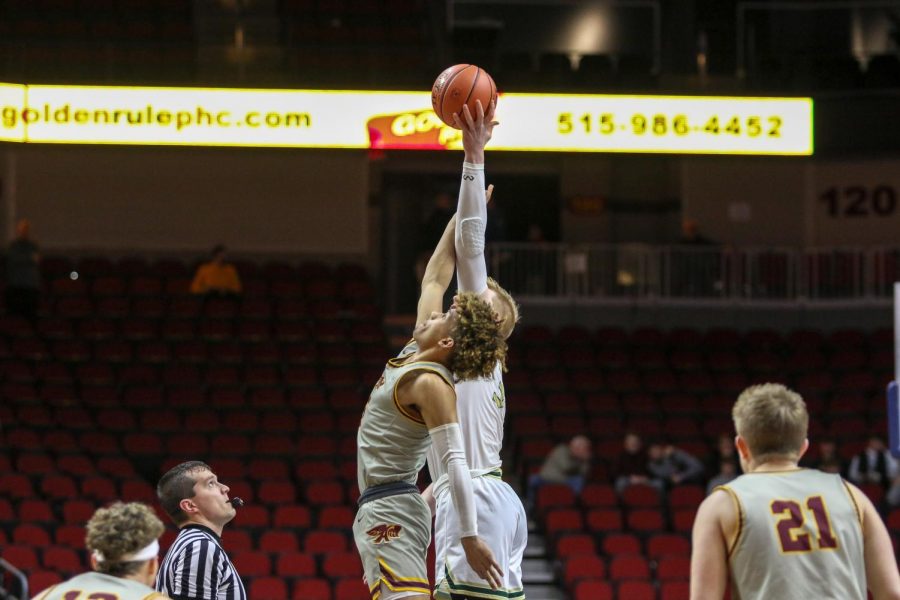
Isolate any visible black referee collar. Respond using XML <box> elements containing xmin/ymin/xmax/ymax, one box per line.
<box><xmin>182</xmin><ymin>523</ymin><xmax>222</xmax><ymax>544</ymax></box>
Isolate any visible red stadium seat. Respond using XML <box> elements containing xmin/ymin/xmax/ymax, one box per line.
<box><xmin>580</xmin><ymin>483</ymin><xmax>617</xmax><ymax>508</ymax></box>
<box><xmin>616</xmin><ymin>580</ymin><xmax>656</xmax><ymax>600</ymax></box>
<box><xmin>304</xmin><ymin>531</ymin><xmax>348</xmax><ymax>554</ymax></box>
<box><xmin>43</xmin><ymin>546</ymin><xmax>83</xmax><ymax>574</ymax></box>
<box><xmin>222</xmin><ymin>529</ymin><xmax>253</xmax><ymax>553</ymax></box>
<box><xmin>250</xmin><ymin>577</ymin><xmax>288</xmax><ymax>600</ymax></box>
<box><xmin>544</xmin><ymin>508</ymin><xmax>585</xmax><ymax>534</ymax></box>
<box><xmin>602</xmin><ymin>533</ymin><xmax>641</xmax><ymax>557</ymax></box>
<box><xmin>537</xmin><ymin>484</ymin><xmax>576</xmax><ymax>512</ymax></box>
<box><xmin>586</xmin><ymin>508</ymin><xmax>623</xmax><ymax>533</ymax></box>
<box><xmin>627</xmin><ymin>508</ymin><xmax>666</xmax><ymax>532</ymax></box>
<box><xmin>292</xmin><ymin>578</ymin><xmax>332</xmax><ymax>600</ymax></box>
<box><xmin>672</xmin><ymin>509</ymin><xmax>696</xmax><ymax>534</ymax></box>
<box><xmin>306</xmin><ymin>481</ymin><xmax>344</xmax><ymax>506</ymax></box>
<box><xmin>273</xmin><ymin>505</ymin><xmax>312</xmax><ymax>529</ymax></box>
<box><xmin>609</xmin><ymin>555</ymin><xmax>650</xmax><ymax>580</ymax></box>
<box><xmin>258</xmin><ymin>481</ymin><xmax>297</xmax><ymax>505</ymax></box>
<box><xmin>621</xmin><ymin>484</ymin><xmax>661</xmax><ymax>507</ymax></box>
<box><xmin>660</xmin><ymin>581</ymin><xmax>691</xmax><ymax>600</ymax></box>
<box><xmin>319</xmin><ymin>506</ymin><xmax>354</xmax><ymax>529</ymax></box>
<box><xmin>259</xmin><ymin>531</ymin><xmax>299</xmax><ymax>553</ymax></box>
<box><xmin>13</xmin><ymin>524</ymin><xmax>51</xmax><ymax>546</ymax></box>
<box><xmin>556</xmin><ymin>534</ymin><xmax>596</xmax><ymax>559</ymax></box>
<box><xmin>563</xmin><ymin>555</ymin><xmax>607</xmax><ymax>586</ymax></box>
<box><xmin>81</xmin><ymin>477</ymin><xmax>118</xmax><ymax>501</ymax></box>
<box><xmin>647</xmin><ymin>534</ymin><xmax>691</xmax><ymax>559</ymax></box>
<box><xmin>62</xmin><ymin>500</ymin><xmax>97</xmax><ymax>524</ymax></box>
<box><xmin>574</xmin><ymin>579</ymin><xmax>614</xmax><ymax>600</ymax></box>
<box><xmin>276</xmin><ymin>552</ymin><xmax>316</xmax><ymax>578</ymax></box>
<box><xmin>41</xmin><ymin>474</ymin><xmax>79</xmax><ymax>500</ymax></box>
<box><xmin>55</xmin><ymin>525</ymin><xmax>86</xmax><ymax>549</ymax></box>
<box><xmin>28</xmin><ymin>570</ymin><xmax>63</xmax><ymax>596</ymax></box>
<box><xmin>233</xmin><ymin>505</ymin><xmax>269</xmax><ymax>528</ymax></box>
<box><xmin>322</xmin><ymin>551</ymin><xmax>364</xmax><ymax>578</ymax></box>
<box><xmin>232</xmin><ymin>551</ymin><xmax>272</xmax><ymax>577</ymax></box>
<box><xmin>657</xmin><ymin>555</ymin><xmax>691</xmax><ymax>581</ymax></box>
<box><xmin>334</xmin><ymin>576</ymin><xmax>370</xmax><ymax>600</ymax></box>
<box><xmin>19</xmin><ymin>499</ymin><xmax>54</xmax><ymax>522</ymax></box>
<box><xmin>2</xmin><ymin>545</ymin><xmax>39</xmax><ymax>570</ymax></box>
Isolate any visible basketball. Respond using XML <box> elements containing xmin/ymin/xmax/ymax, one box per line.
<box><xmin>431</xmin><ymin>64</ymin><xmax>497</xmax><ymax>129</ymax></box>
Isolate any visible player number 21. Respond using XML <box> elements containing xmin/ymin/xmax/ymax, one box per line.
<box><xmin>770</xmin><ymin>496</ymin><xmax>838</xmax><ymax>552</ymax></box>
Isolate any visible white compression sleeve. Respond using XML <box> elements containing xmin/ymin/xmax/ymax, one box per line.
<box><xmin>455</xmin><ymin>162</ymin><xmax>489</xmax><ymax>294</ymax></box>
<box><xmin>429</xmin><ymin>423</ymin><xmax>478</xmax><ymax>537</ymax></box>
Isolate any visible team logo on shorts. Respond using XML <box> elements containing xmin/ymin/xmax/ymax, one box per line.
<box><xmin>367</xmin><ymin>524</ymin><xmax>402</xmax><ymax>544</ymax></box>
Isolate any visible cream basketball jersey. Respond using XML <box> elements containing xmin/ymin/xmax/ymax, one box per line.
<box><xmin>720</xmin><ymin>469</ymin><xmax>866</xmax><ymax>600</ymax></box>
<box><xmin>357</xmin><ymin>341</ymin><xmax>454</xmax><ymax>492</ymax></box>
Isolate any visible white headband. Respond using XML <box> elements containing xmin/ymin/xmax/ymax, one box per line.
<box><xmin>92</xmin><ymin>540</ymin><xmax>159</xmax><ymax>564</ymax></box>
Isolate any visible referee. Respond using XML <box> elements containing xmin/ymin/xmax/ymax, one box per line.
<box><xmin>155</xmin><ymin>461</ymin><xmax>246</xmax><ymax>600</ymax></box>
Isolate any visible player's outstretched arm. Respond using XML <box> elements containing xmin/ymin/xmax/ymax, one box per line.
<box><xmin>689</xmin><ymin>490</ymin><xmax>733</xmax><ymax>600</ymax></box>
<box><xmin>416</xmin><ymin>214</ymin><xmax>457</xmax><ymax>327</ymax></box>
<box><xmin>454</xmin><ymin>100</ymin><xmax>497</xmax><ymax>294</ymax></box>
<box><xmin>848</xmin><ymin>483</ymin><xmax>900</xmax><ymax>599</ymax></box>
<box><xmin>407</xmin><ymin>373</ymin><xmax>503</xmax><ymax>589</ymax></box>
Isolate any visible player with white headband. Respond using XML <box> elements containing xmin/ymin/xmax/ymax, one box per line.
<box><xmin>31</xmin><ymin>502</ymin><xmax>169</xmax><ymax>599</ymax></box>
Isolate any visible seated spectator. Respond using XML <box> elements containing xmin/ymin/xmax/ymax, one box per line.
<box><xmin>5</xmin><ymin>218</ymin><xmax>41</xmax><ymax>322</ymax></box>
<box><xmin>708</xmin><ymin>432</ymin><xmax>742</xmax><ymax>476</ymax></box>
<box><xmin>706</xmin><ymin>460</ymin><xmax>737</xmax><ymax>495</ymax></box>
<box><xmin>647</xmin><ymin>441</ymin><xmax>705</xmax><ymax>490</ymax></box>
<box><xmin>527</xmin><ymin>435</ymin><xmax>592</xmax><ymax>507</ymax></box>
<box><xmin>31</xmin><ymin>502</ymin><xmax>168</xmax><ymax>599</ymax></box>
<box><xmin>848</xmin><ymin>435</ymin><xmax>898</xmax><ymax>489</ymax></box>
<box><xmin>189</xmin><ymin>245</ymin><xmax>242</xmax><ymax>297</ymax></box>
<box><xmin>612</xmin><ymin>432</ymin><xmax>652</xmax><ymax>494</ymax></box>
<box><xmin>807</xmin><ymin>439</ymin><xmax>844</xmax><ymax>475</ymax></box>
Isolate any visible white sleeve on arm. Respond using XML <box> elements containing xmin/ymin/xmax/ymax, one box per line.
<box><xmin>429</xmin><ymin>422</ymin><xmax>478</xmax><ymax>537</ymax></box>
<box><xmin>455</xmin><ymin>162</ymin><xmax>489</xmax><ymax>294</ymax></box>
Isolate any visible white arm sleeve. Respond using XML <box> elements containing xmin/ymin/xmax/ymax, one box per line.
<box><xmin>429</xmin><ymin>423</ymin><xmax>478</xmax><ymax>537</ymax></box>
<box><xmin>455</xmin><ymin>162</ymin><xmax>489</xmax><ymax>294</ymax></box>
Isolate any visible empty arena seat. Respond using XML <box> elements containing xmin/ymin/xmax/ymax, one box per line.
<box><xmin>291</xmin><ymin>578</ymin><xmax>332</xmax><ymax>600</ymax></box>
<box><xmin>232</xmin><ymin>551</ymin><xmax>272</xmax><ymax>577</ymax></box>
<box><xmin>616</xmin><ymin>580</ymin><xmax>656</xmax><ymax>600</ymax></box>
<box><xmin>609</xmin><ymin>555</ymin><xmax>650</xmax><ymax>580</ymax></box>
<box><xmin>250</xmin><ymin>577</ymin><xmax>288</xmax><ymax>600</ymax></box>
<box><xmin>556</xmin><ymin>534</ymin><xmax>597</xmax><ymax>559</ymax></box>
<box><xmin>276</xmin><ymin>552</ymin><xmax>316</xmax><ymax>578</ymax></box>
<box><xmin>563</xmin><ymin>555</ymin><xmax>607</xmax><ymax>587</ymax></box>
<box><xmin>574</xmin><ymin>579</ymin><xmax>614</xmax><ymax>600</ymax></box>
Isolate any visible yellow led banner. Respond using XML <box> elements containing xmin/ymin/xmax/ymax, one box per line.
<box><xmin>0</xmin><ymin>82</ymin><xmax>813</xmax><ymax>155</ymax></box>
<box><xmin>0</xmin><ymin>83</ymin><xmax>26</xmax><ymax>142</ymax></box>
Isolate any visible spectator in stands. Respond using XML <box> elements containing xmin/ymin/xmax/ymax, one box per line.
<box><xmin>647</xmin><ymin>441</ymin><xmax>705</xmax><ymax>490</ymax></box>
<box><xmin>706</xmin><ymin>459</ymin><xmax>737</xmax><ymax>495</ymax></box>
<box><xmin>708</xmin><ymin>432</ymin><xmax>741</xmax><ymax>475</ymax></box>
<box><xmin>612</xmin><ymin>432</ymin><xmax>652</xmax><ymax>494</ymax></box>
<box><xmin>189</xmin><ymin>245</ymin><xmax>242</xmax><ymax>297</ymax></box>
<box><xmin>527</xmin><ymin>435</ymin><xmax>592</xmax><ymax>506</ymax></box>
<box><xmin>5</xmin><ymin>218</ymin><xmax>41</xmax><ymax>322</ymax></box>
<box><xmin>31</xmin><ymin>502</ymin><xmax>169</xmax><ymax>599</ymax></box>
<box><xmin>848</xmin><ymin>435</ymin><xmax>898</xmax><ymax>490</ymax></box>
<box><xmin>156</xmin><ymin>461</ymin><xmax>246</xmax><ymax>600</ymax></box>
<box><xmin>807</xmin><ymin>439</ymin><xmax>844</xmax><ymax>475</ymax></box>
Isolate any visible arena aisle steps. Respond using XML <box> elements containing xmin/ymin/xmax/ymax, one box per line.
<box><xmin>522</xmin><ymin>518</ymin><xmax>567</xmax><ymax>599</ymax></box>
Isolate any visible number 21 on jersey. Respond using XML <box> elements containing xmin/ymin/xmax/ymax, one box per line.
<box><xmin>770</xmin><ymin>495</ymin><xmax>838</xmax><ymax>553</ymax></box>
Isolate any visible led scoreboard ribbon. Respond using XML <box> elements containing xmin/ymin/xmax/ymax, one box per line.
<box><xmin>0</xmin><ymin>82</ymin><xmax>813</xmax><ymax>155</ymax></box>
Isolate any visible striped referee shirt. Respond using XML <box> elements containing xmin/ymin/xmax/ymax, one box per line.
<box><xmin>156</xmin><ymin>524</ymin><xmax>246</xmax><ymax>600</ymax></box>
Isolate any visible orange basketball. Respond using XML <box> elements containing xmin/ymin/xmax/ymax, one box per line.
<box><xmin>431</xmin><ymin>64</ymin><xmax>497</xmax><ymax>129</ymax></box>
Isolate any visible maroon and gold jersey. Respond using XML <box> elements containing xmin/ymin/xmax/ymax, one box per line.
<box><xmin>719</xmin><ymin>469</ymin><xmax>866</xmax><ymax>600</ymax></box>
<box><xmin>33</xmin><ymin>571</ymin><xmax>167</xmax><ymax>600</ymax></box>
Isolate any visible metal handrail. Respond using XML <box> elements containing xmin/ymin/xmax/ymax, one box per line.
<box><xmin>486</xmin><ymin>242</ymin><xmax>900</xmax><ymax>303</ymax></box>
<box><xmin>0</xmin><ymin>558</ymin><xmax>28</xmax><ymax>600</ymax></box>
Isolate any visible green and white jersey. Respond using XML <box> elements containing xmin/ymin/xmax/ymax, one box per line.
<box><xmin>720</xmin><ymin>468</ymin><xmax>866</xmax><ymax>600</ymax></box>
<box><xmin>33</xmin><ymin>572</ymin><xmax>167</xmax><ymax>600</ymax></box>
<box><xmin>357</xmin><ymin>340</ymin><xmax>454</xmax><ymax>492</ymax></box>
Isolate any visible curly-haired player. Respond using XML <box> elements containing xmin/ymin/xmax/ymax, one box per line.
<box><xmin>354</xmin><ymin>200</ymin><xmax>507</xmax><ymax>600</ymax></box>
<box><xmin>31</xmin><ymin>502</ymin><xmax>169</xmax><ymax>600</ymax></box>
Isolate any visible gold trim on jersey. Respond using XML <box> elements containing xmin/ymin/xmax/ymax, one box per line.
<box><xmin>392</xmin><ymin>363</ymin><xmax>455</xmax><ymax>425</ymax></box>
<box><xmin>716</xmin><ymin>485</ymin><xmax>744</xmax><ymax>558</ymax></box>
<box><xmin>376</xmin><ymin>558</ymin><xmax>431</xmax><ymax>595</ymax></box>
<box><xmin>842</xmin><ymin>479</ymin><xmax>864</xmax><ymax>529</ymax></box>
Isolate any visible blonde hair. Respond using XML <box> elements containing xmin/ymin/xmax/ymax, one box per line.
<box><xmin>450</xmin><ymin>291</ymin><xmax>507</xmax><ymax>380</ymax></box>
<box><xmin>86</xmin><ymin>502</ymin><xmax>164</xmax><ymax>576</ymax></box>
<box><xmin>733</xmin><ymin>383</ymin><xmax>808</xmax><ymax>463</ymax></box>
<box><xmin>486</xmin><ymin>277</ymin><xmax>520</xmax><ymax>339</ymax></box>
